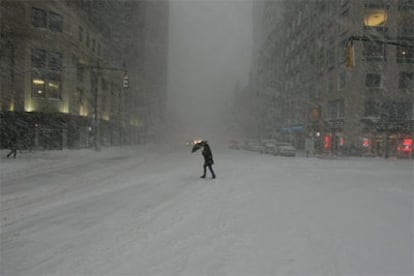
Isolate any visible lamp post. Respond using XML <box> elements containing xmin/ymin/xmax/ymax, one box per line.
<box><xmin>77</xmin><ymin>62</ymin><xmax>128</xmax><ymax>151</ymax></box>
<box><xmin>121</xmin><ymin>64</ymin><xmax>129</xmax><ymax>145</ymax></box>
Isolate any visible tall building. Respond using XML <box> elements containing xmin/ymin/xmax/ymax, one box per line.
<box><xmin>0</xmin><ymin>0</ymin><xmax>169</xmax><ymax>149</ymax></box>
<box><xmin>250</xmin><ymin>0</ymin><xmax>413</xmax><ymax>157</ymax></box>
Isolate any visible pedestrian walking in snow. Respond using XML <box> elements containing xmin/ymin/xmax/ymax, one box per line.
<box><xmin>191</xmin><ymin>140</ymin><xmax>216</xmax><ymax>179</ymax></box>
<box><xmin>6</xmin><ymin>136</ymin><xmax>18</xmax><ymax>159</ymax></box>
<box><xmin>200</xmin><ymin>141</ymin><xmax>216</xmax><ymax>179</ymax></box>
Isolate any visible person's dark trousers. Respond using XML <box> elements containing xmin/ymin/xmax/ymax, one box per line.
<box><xmin>201</xmin><ymin>164</ymin><xmax>216</xmax><ymax>179</ymax></box>
<box><xmin>7</xmin><ymin>149</ymin><xmax>17</xmax><ymax>158</ymax></box>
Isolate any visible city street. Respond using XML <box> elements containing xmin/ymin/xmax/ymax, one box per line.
<box><xmin>1</xmin><ymin>144</ymin><xmax>413</xmax><ymax>275</ymax></box>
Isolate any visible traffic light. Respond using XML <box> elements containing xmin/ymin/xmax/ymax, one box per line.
<box><xmin>345</xmin><ymin>40</ymin><xmax>354</xmax><ymax>68</ymax></box>
<box><xmin>123</xmin><ymin>75</ymin><xmax>129</xmax><ymax>88</ymax></box>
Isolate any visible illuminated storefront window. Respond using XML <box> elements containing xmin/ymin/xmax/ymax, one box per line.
<box><xmin>47</xmin><ymin>78</ymin><xmax>61</xmax><ymax>99</ymax></box>
<box><xmin>31</xmin><ymin>48</ymin><xmax>62</xmax><ymax>99</ymax></box>
<box><xmin>32</xmin><ymin>77</ymin><xmax>46</xmax><ymax>97</ymax></box>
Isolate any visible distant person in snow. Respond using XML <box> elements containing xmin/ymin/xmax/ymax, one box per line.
<box><xmin>6</xmin><ymin>135</ymin><xmax>18</xmax><ymax>159</ymax></box>
<box><xmin>200</xmin><ymin>141</ymin><xmax>216</xmax><ymax>179</ymax></box>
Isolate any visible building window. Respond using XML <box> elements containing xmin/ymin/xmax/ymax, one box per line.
<box><xmin>78</xmin><ymin>26</ymin><xmax>83</xmax><ymax>42</ymax></box>
<box><xmin>32</xmin><ymin>8</ymin><xmax>63</xmax><ymax>32</ymax></box>
<box><xmin>328</xmin><ymin>79</ymin><xmax>335</xmax><ymax>94</ymax></box>
<box><xmin>364</xmin><ymin>100</ymin><xmax>381</xmax><ymax>117</ymax></box>
<box><xmin>338</xmin><ymin>70</ymin><xmax>346</xmax><ymax>89</ymax></box>
<box><xmin>364</xmin><ymin>9</ymin><xmax>387</xmax><ymax>26</ymax></box>
<box><xmin>49</xmin><ymin>11</ymin><xmax>63</xmax><ymax>32</ymax></box>
<box><xmin>327</xmin><ymin>47</ymin><xmax>335</xmax><ymax>69</ymax></box>
<box><xmin>363</xmin><ymin>41</ymin><xmax>386</xmax><ymax>62</ymax></box>
<box><xmin>47</xmin><ymin>73</ymin><xmax>61</xmax><ymax>99</ymax></box>
<box><xmin>77</xmin><ymin>65</ymin><xmax>84</xmax><ymax>82</ymax></box>
<box><xmin>92</xmin><ymin>38</ymin><xmax>96</xmax><ymax>52</ymax></box>
<box><xmin>328</xmin><ymin>99</ymin><xmax>345</xmax><ymax>119</ymax></box>
<box><xmin>31</xmin><ymin>73</ymin><xmax>46</xmax><ymax>98</ymax></box>
<box><xmin>399</xmin><ymin>72</ymin><xmax>414</xmax><ymax>88</ymax></box>
<box><xmin>31</xmin><ymin>49</ymin><xmax>46</xmax><ymax>68</ymax></box>
<box><xmin>396</xmin><ymin>39</ymin><xmax>414</xmax><ymax>63</ymax></box>
<box><xmin>31</xmin><ymin>72</ymin><xmax>61</xmax><ymax>99</ymax></box>
<box><xmin>363</xmin><ymin>4</ymin><xmax>389</xmax><ymax>31</ymax></box>
<box><xmin>382</xmin><ymin>101</ymin><xmax>412</xmax><ymax>120</ymax></box>
<box><xmin>366</xmin><ymin>73</ymin><xmax>382</xmax><ymax>88</ymax></box>
<box><xmin>32</xmin><ymin>7</ymin><xmax>47</xmax><ymax>28</ymax></box>
<box><xmin>86</xmin><ymin>33</ymin><xmax>90</xmax><ymax>48</ymax></box>
<box><xmin>31</xmin><ymin>49</ymin><xmax>62</xmax><ymax>99</ymax></box>
<box><xmin>48</xmin><ymin>51</ymin><xmax>62</xmax><ymax>71</ymax></box>
<box><xmin>397</xmin><ymin>6</ymin><xmax>414</xmax><ymax>36</ymax></box>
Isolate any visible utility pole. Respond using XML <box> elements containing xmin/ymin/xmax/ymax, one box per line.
<box><xmin>79</xmin><ymin>62</ymin><xmax>128</xmax><ymax>150</ymax></box>
<box><xmin>91</xmin><ymin>61</ymin><xmax>100</xmax><ymax>151</ymax></box>
<box><xmin>122</xmin><ymin>63</ymin><xmax>129</xmax><ymax>145</ymax></box>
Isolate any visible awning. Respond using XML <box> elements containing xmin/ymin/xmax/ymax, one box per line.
<box><xmin>280</xmin><ymin>125</ymin><xmax>304</xmax><ymax>133</ymax></box>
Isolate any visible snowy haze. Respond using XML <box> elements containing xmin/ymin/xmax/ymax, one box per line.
<box><xmin>166</xmin><ymin>0</ymin><xmax>253</xmax><ymax>142</ymax></box>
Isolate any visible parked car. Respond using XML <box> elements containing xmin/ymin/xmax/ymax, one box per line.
<box><xmin>277</xmin><ymin>143</ymin><xmax>296</xmax><ymax>157</ymax></box>
<box><xmin>243</xmin><ymin>140</ymin><xmax>263</xmax><ymax>152</ymax></box>
<box><xmin>261</xmin><ymin>140</ymin><xmax>278</xmax><ymax>154</ymax></box>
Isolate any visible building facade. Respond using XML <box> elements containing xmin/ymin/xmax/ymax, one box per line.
<box><xmin>250</xmin><ymin>0</ymin><xmax>413</xmax><ymax>157</ymax></box>
<box><xmin>0</xmin><ymin>0</ymin><xmax>169</xmax><ymax>150</ymax></box>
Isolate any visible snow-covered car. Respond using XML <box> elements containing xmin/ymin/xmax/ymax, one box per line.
<box><xmin>262</xmin><ymin>141</ymin><xmax>278</xmax><ymax>154</ymax></box>
<box><xmin>277</xmin><ymin>143</ymin><xmax>296</xmax><ymax>157</ymax></box>
<box><xmin>243</xmin><ymin>140</ymin><xmax>263</xmax><ymax>152</ymax></box>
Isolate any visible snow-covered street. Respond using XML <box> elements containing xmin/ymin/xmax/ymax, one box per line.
<box><xmin>1</xmin><ymin>144</ymin><xmax>413</xmax><ymax>276</ymax></box>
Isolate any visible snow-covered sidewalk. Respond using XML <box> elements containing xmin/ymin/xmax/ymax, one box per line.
<box><xmin>1</xmin><ymin>145</ymin><xmax>413</xmax><ymax>275</ymax></box>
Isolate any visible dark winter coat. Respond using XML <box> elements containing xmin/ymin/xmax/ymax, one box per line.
<box><xmin>8</xmin><ymin>136</ymin><xmax>17</xmax><ymax>150</ymax></box>
<box><xmin>202</xmin><ymin>143</ymin><xmax>214</xmax><ymax>166</ymax></box>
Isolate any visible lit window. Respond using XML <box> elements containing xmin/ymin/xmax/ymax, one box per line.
<box><xmin>31</xmin><ymin>49</ymin><xmax>62</xmax><ymax>100</ymax></box>
<box><xmin>32</xmin><ymin>76</ymin><xmax>46</xmax><ymax>97</ymax></box>
<box><xmin>364</xmin><ymin>9</ymin><xmax>387</xmax><ymax>26</ymax></box>
<box><xmin>47</xmin><ymin>75</ymin><xmax>61</xmax><ymax>99</ymax></box>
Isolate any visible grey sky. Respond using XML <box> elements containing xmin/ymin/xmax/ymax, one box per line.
<box><xmin>167</xmin><ymin>0</ymin><xmax>253</xmax><ymax>141</ymax></box>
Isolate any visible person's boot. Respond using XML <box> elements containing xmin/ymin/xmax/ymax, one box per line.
<box><xmin>200</xmin><ymin>175</ymin><xmax>206</xmax><ymax>178</ymax></box>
